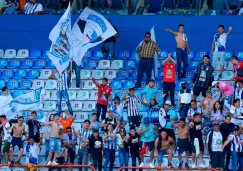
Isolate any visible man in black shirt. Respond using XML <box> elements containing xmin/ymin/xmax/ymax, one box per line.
<box><xmin>102</xmin><ymin>19</ymin><xmax>119</xmax><ymax>59</ymax></box>
<box><xmin>26</xmin><ymin>111</ymin><xmax>41</xmax><ymax>143</ymax></box>
<box><xmin>220</xmin><ymin>115</ymin><xmax>235</xmax><ymax>171</ymax></box>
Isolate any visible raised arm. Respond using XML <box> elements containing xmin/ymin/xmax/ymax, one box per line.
<box><xmin>165</xmin><ymin>28</ymin><xmax>178</xmax><ymax>36</ymax></box>
<box><xmin>91</xmin><ymin>77</ymin><xmax>99</xmax><ymax>87</ymax></box>
<box><xmin>226</xmin><ymin>26</ymin><xmax>232</xmax><ymax>37</ymax></box>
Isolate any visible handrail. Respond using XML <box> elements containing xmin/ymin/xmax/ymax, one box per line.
<box><xmin>118</xmin><ymin>166</ymin><xmax>217</xmax><ymax>171</ymax></box>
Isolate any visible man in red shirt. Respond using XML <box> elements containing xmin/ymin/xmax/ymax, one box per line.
<box><xmin>92</xmin><ymin>77</ymin><xmax>112</xmax><ymax>121</ymax></box>
<box><xmin>162</xmin><ymin>53</ymin><xmax>176</xmax><ymax>107</ymax></box>
<box><xmin>231</xmin><ymin>56</ymin><xmax>243</xmax><ymax>82</ymax></box>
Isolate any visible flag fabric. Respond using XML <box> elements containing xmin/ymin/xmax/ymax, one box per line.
<box><xmin>69</xmin><ymin>7</ymin><xmax>117</xmax><ymax>66</ymax></box>
<box><xmin>135</xmin><ymin>26</ymin><xmax>158</xmax><ymax>79</ymax></box>
<box><xmin>48</xmin><ymin>2</ymin><xmax>71</xmax><ymax>73</ymax></box>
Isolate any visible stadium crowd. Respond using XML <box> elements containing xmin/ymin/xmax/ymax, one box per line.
<box><xmin>0</xmin><ymin>23</ymin><xmax>243</xmax><ymax>171</ymax></box>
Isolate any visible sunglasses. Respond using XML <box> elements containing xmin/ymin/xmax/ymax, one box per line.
<box><xmin>67</xmin><ymin>130</ymin><xmax>72</xmax><ymax>132</ymax></box>
<box><xmin>145</xmin><ymin>36</ymin><xmax>150</xmax><ymax>38</ymax></box>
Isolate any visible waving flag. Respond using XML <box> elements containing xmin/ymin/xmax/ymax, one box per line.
<box><xmin>70</xmin><ymin>7</ymin><xmax>117</xmax><ymax>66</ymax></box>
<box><xmin>48</xmin><ymin>2</ymin><xmax>71</xmax><ymax>73</ymax></box>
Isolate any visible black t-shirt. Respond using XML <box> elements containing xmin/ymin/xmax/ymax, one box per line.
<box><xmin>129</xmin><ymin>133</ymin><xmax>140</xmax><ymax>153</ymax></box>
<box><xmin>89</xmin><ymin>136</ymin><xmax>103</xmax><ymax>153</ymax></box>
<box><xmin>104</xmin><ymin>26</ymin><xmax>118</xmax><ymax>43</ymax></box>
<box><xmin>27</xmin><ymin>120</ymin><xmax>41</xmax><ymax>137</ymax></box>
<box><xmin>190</xmin><ymin>121</ymin><xmax>203</xmax><ymax>139</ymax></box>
<box><xmin>104</xmin><ymin>117</ymin><xmax>117</xmax><ymax>130</ymax></box>
<box><xmin>220</xmin><ymin>122</ymin><xmax>235</xmax><ymax>141</ymax></box>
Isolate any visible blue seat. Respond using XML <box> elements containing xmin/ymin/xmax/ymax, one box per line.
<box><xmin>225</xmin><ymin>51</ymin><xmax>233</xmax><ymax>61</ymax></box>
<box><xmin>123</xmin><ymin>80</ymin><xmax>135</xmax><ymax>89</ymax></box>
<box><xmin>138</xmin><ymin>103</ymin><xmax>148</xmax><ymax>112</ymax></box>
<box><xmin>159</xmin><ymin>50</ymin><xmax>168</xmax><ymax>59</ymax></box>
<box><xmin>117</xmin><ymin>70</ymin><xmax>129</xmax><ymax>79</ymax></box>
<box><xmin>130</xmin><ymin>50</ymin><xmax>137</xmax><ymax>59</ymax></box>
<box><xmin>157</xmin><ymin>60</ymin><xmax>162</xmax><ymax>69</ymax></box>
<box><xmin>93</xmin><ymin>49</ymin><xmax>103</xmax><ymax>59</ymax></box>
<box><xmin>235</xmin><ymin>51</ymin><xmax>243</xmax><ymax>61</ymax></box>
<box><xmin>170</xmin><ymin>50</ymin><xmax>177</xmax><ymax>59</ymax></box>
<box><xmin>84</xmin><ymin>50</ymin><xmax>92</xmax><ymax>59</ymax></box>
<box><xmin>8</xmin><ymin>59</ymin><xmax>21</xmax><ymax>68</ymax></box>
<box><xmin>0</xmin><ymin>59</ymin><xmax>8</xmax><ymax>68</ymax></box>
<box><xmin>195</xmin><ymin>50</ymin><xmax>208</xmax><ymax>60</ymax></box>
<box><xmin>156</xmin><ymin>11</ymin><xmax>170</xmax><ymax>16</ymax></box>
<box><xmin>124</xmin><ymin>60</ymin><xmax>136</xmax><ymax>69</ymax></box>
<box><xmin>185</xmin><ymin>11</ymin><xmax>197</xmax><ymax>16</ymax></box>
<box><xmin>12</xmin><ymin>90</ymin><xmax>25</xmax><ymax>98</ymax></box>
<box><xmin>13</xmin><ymin>70</ymin><xmax>27</xmax><ymax>79</ymax></box>
<box><xmin>46</xmin><ymin>60</ymin><xmax>55</xmax><ymax>69</ymax></box>
<box><xmin>40</xmin><ymin>49</ymin><xmax>49</xmax><ymax>58</ymax></box>
<box><xmin>155</xmin><ymin>70</ymin><xmax>163</xmax><ymax>80</ymax></box>
<box><xmin>164</xmin><ymin>0</ymin><xmax>176</xmax><ymax>9</ymax></box>
<box><xmin>19</xmin><ymin>80</ymin><xmax>32</xmax><ymax>89</ymax></box>
<box><xmin>129</xmin><ymin>70</ymin><xmax>138</xmax><ymax>80</ymax></box>
<box><xmin>110</xmin><ymin>80</ymin><xmax>122</xmax><ymax>90</ymax></box>
<box><xmin>206</xmin><ymin>9</ymin><xmax>221</xmax><ymax>16</ymax></box>
<box><xmin>7</xmin><ymin>80</ymin><xmax>19</xmax><ymax>89</ymax></box>
<box><xmin>1</xmin><ymin>69</ymin><xmax>14</xmax><ymax>78</ymax></box>
<box><xmin>118</xmin><ymin>50</ymin><xmax>130</xmax><ymax>59</ymax></box>
<box><xmin>83</xmin><ymin>60</ymin><xmax>97</xmax><ymax>69</ymax></box>
<box><xmin>175</xmin><ymin>81</ymin><xmax>182</xmax><ymax>90</ymax></box>
<box><xmin>188</xmin><ymin>51</ymin><xmax>195</xmax><ymax>60</ymax></box>
<box><xmin>169</xmin><ymin>11</ymin><xmax>184</xmax><ymax>16</ymax></box>
<box><xmin>33</xmin><ymin>59</ymin><xmax>46</xmax><ymax>69</ymax></box>
<box><xmin>25</xmin><ymin>70</ymin><xmax>40</xmax><ymax>79</ymax></box>
<box><xmin>158</xmin><ymin>90</ymin><xmax>164</xmax><ymax>104</ymax></box>
<box><xmin>154</xmin><ymin>81</ymin><xmax>162</xmax><ymax>89</ymax></box>
<box><xmin>0</xmin><ymin>80</ymin><xmax>6</xmax><ymax>89</ymax></box>
<box><xmin>20</xmin><ymin>59</ymin><xmax>34</xmax><ymax>68</ymax></box>
<box><xmin>115</xmin><ymin>90</ymin><xmax>126</xmax><ymax>98</ymax></box>
<box><xmin>29</xmin><ymin>49</ymin><xmax>41</xmax><ymax>58</ymax></box>
<box><xmin>188</xmin><ymin>61</ymin><xmax>200</xmax><ymax>70</ymax></box>
<box><xmin>178</xmin><ymin>0</ymin><xmax>192</xmax><ymax>9</ymax></box>
<box><xmin>135</xmin><ymin>91</ymin><xmax>142</xmax><ymax>99</ymax></box>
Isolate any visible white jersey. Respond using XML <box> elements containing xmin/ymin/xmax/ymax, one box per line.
<box><xmin>213</xmin><ymin>33</ymin><xmax>227</xmax><ymax>52</ymax></box>
<box><xmin>25</xmin><ymin>142</ymin><xmax>40</xmax><ymax>164</ymax></box>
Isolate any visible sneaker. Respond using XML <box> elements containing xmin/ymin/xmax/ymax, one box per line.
<box><xmin>191</xmin><ymin>163</ymin><xmax>196</xmax><ymax>168</ymax></box>
<box><xmin>88</xmin><ymin>161</ymin><xmax>92</xmax><ymax>165</ymax></box>
<box><xmin>52</xmin><ymin>161</ymin><xmax>59</xmax><ymax>165</ymax></box>
<box><xmin>168</xmin><ymin>163</ymin><xmax>173</xmax><ymax>168</ymax></box>
<box><xmin>149</xmin><ymin>162</ymin><xmax>154</xmax><ymax>168</ymax></box>
<box><xmin>185</xmin><ymin>163</ymin><xmax>190</xmax><ymax>168</ymax></box>
<box><xmin>47</xmin><ymin>161</ymin><xmax>52</xmax><ymax>165</ymax></box>
<box><xmin>139</xmin><ymin>162</ymin><xmax>144</xmax><ymax>167</ymax></box>
<box><xmin>199</xmin><ymin>163</ymin><xmax>206</xmax><ymax>168</ymax></box>
<box><xmin>178</xmin><ymin>162</ymin><xmax>183</xmax><ymax>169</ymax></box>
<box><xmin>10</xmin><ymin>161</ymin><xmax>15</xmax><ymax>165</ymax></box>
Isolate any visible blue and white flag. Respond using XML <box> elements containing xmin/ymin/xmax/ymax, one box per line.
<box><xmin>136</xmin><ymin>26</ymin><xmax>158</xmax><ymax>79</ymax></box>
<box><xmin>48</xmin><ymin>2</ymin><xmax>71</xmax><ymax>73</ymax></box>
<box><xmin>70</xmin><ymin>7</ymin><xmax>117</xmax><ymax>66</ymax></box>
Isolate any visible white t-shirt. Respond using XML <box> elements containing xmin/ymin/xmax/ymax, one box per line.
<box><xmin>0</xmin><ymin>95</ymin><xmax>15</xmax><ymax>119</ymax></box>
<box><xmin>24</xmin><ymin>2</ymin><xmax>44</xmax><ymax>14</ymax></box>
<box><xmin>213</xmin><ymin>33</ymin><xmax>227</xmax><ymax>52</ymax></box>
<box><xmin>239</xmin><ymin>8</ymin><xmax>243</xmax><ymax>15</ymax></box>
<box><xmin>178</xmin><ymin>90</ymin><xmax>193</xmax><ymax>104</ymax></box>
<box><xmin>206</xmin><ymin>131</ymin><xmax>223</xmax><ymax>152</ymax></box>
<box><xmin>25</xmin><ymin>142</ymin><xmax>40</xmax><ymax>164</ymax></box>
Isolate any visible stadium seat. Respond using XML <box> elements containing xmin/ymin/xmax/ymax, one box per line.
<box><xmin>110</xmin><ymin>80</ymin><xmax>122</xmax><ymax>90</ymax></box>
<box><xmin>83</xmin><ymin>80</ymin><xmax>97</xmax><ymax>89</ymax></box>
<box><xmin>25</xmin><ymin>70</ymin><xmax>39</xmax><ymax>79</ymax></box>
<box><xmin>0</xmin><ymin>49</ymin><xmax>4</xmax><ymax>57</ymax></box>
<box><xmin>155</xmin><ymin>70</ymin><xmax>163</xmax><ymax>80</ymax></box>
<box><xmin>33</xmin><ymin>59</ymin><xmax>46</xmax><ymax>69</ymax></box>
<box><xmin>7</xmin><ymin>80</ymin><xmax>19</xmax><ymax>89</ymax></box>
<box><xmin>138</xmin><ymin>103</ymin><xmax>148</xmax><ymax>112</ymax></box>
<box><xmin>0</xmin><ymin>80</ymin><xmax>6</xmax><ymax>89</ymax></box>
<box><xmin>43</xmin><ymin>101</ymin><xmax>57</xmax><ymax>111</ymax></box>
<box><xmin>20</xmin><ymin>59</ymin><xmax>34</xmax><ymax>68</ymax></box>
<box><xmin>3</xmin><ymin>49</ymin><xmax>16</xmax><ymax>58</ymax></box>
<box><xmin>188</xmin><ymin>61</ymin><xmax>200</xmax><ymax>70</ymax></box>
<box><xmin>135</xmin><ymin>91</ymin><xmax>142</xmax><ymax>99</ymax></box>
<box><xmin>157</xmin><ymin>60</ymin><xmax>162</xmax><ymax>69</ymax></box>
<box><xmin>81</xmin><ymin>70</ymin><xmax>91</xmax><ymax>79</ymax></box>
<box><xmin>185</xmin><ymin>11</ymin><xmax>197</xmax><ymax>16</ymax></box>
<box><xmin>130</xmin><ymin>50</ymin><xmax>136</xmax><ymax>59</ymax></box>
<box><xmin>91</xmin><ymin>70</ymin><xmax>104</xmax><ymax>79</ymax></box>
<box><xmin>118</xmin><ymin>50</ymin><xmax>130</xmax><ymax>59</ymax></box>
<box><xmin>8</xmin><ymin>59</ymin><xmax>21</xmax><ymax>68</ymax></box>
<box><xmin>41</xmin><ymin>49</ymin><xmax>49</xmax><ymax>58</ymax></box>
<box><xmin>163</xmin><ymin>0</ymin><xmax>176</xmax><ymax>9</ymax></box>
<box><xmin>89</xmin><ymin>91</ymin><xmax>98</xmax><ymax>100</ymax></box>
<box><xmin>195</xmin><ymin>50</ymin><xmax>208</xmax><ymax>60</ymax></box>
<box><xmin>68</xmin><ymin>90</ymin><xmax>77</xmax><ymax>100</ymax></box>
<box><xmin>111</xmin><ymin>91</ymin><xmax>116</xmax><ymax>99</ymax></box>
<box><xmin>93</xmin><ymin>49</ymin><xmax>103</xmax><ymax>59</ymax></box>
<box><xmin>97</xmin><ymin>60</ymin><xmax>110</xmax><ymax>69</ymax></box>
<box><xmin>188</xmin><ymin>51</ymin><xmax>195</xmax><ymax>60</ymax></box>
<box><xmin>43</xmin><ymin>91</ymin><xmax>51</xmax><ymax>100</ymax></box>
<box><xmin>185</xmin><ymin>71</ymin><xmax>193</xmax><ymax>80</ymax></box>
<box><xmin>221</xmin><ymin>71</ymin><xmax>233</xmax><ymax>81</ymax></box>
<box><xmin>158</xmin><ymin>50</ymin><xmax>168</xmax><ymax>59</ymax></box>
<box><xmin>31</xmin><ymin>80</ymin><xmax>44</xmax><ymax>89</ymax></box>
<box><xmin>117</xmin><ymin>70</ymin><xmax>129</xmax><ymax>80</ymax></box>
<box><xmin>170</xmin><ymin>10</ymin><xmax>184</xmax><ymax>15</ymax></box>
<box><xmin>1</xmin><ymin>69</ymin><xmax>14</xmax><ymax>78</ymax></box>
<box><xmin>213</xmin><ymin>71</ymin><xmax>219</xmax><ymax>80</ymax></box>
<box><xmin>235</xmin><ymin>51</ymin><xmax>243</xmax><ymax>60</ymax></box>
<box><xmin>124</xmin><ymin>60</ymin><xmax>136</xmax><ymax>69</ymax></box>
<box><xmin>71</xmin><ymin>101</ymin><xmax>82</xmax><ymax>111</ymax></box>
<box><xmin>0</xmin><ymin>59</ymin><xmax>8</xmax><ymax>68</ymax></box>
<box><xmin>225</xmin><ymin>61</ymin><xmax>233</xmax><ymax>70</ymax></box>
<box><xmin>19</xmin><ymin>80</ymin><xmax>32</xmax><ymax>89</ymax></box>
<box><xmin>45</xmin><ymin>60</ymin><xmax>55</xmax><ymax>69</ymax></box>
<box><xmin>157</xmin><ymin>90</ymin><xmax>164</xmax><ymax>103</ymax></box>
<box><xmin>61</xmin><ymin>101</ymin><xmax>68</xmax><ymax>111</ymax></box>
<box><xmin>104</xmin><ymin>70</ymin><xmax>116</xmax><ymax>80</ymax></box>
<box><xmin>83</xmin><ymin>101</ymin><xmax>96</xmax><ymax>111</ymax></box>
<box><xmin>156</xmin><ymin>11</ymin><xmax>170</xmax><ymax>15</ymax></box>
<box><xmin>29</xmin><ymin>49</ymin><xmax>41</xmax><ymax>58</ymax></box>
<box><xmin>39</xmin><ymin>69</ymin><xmax>52</xmax><ymax>79</ymax></box>
<box><xmin>84</xmin><ymin>50</ymin><xmax>92</xmax><ymax>59</ymax></box>
<box><xmin>110</xmin><ymin>60</ymin><xmax>123</xmax><ymax>69</ymax></box>
<box><xmin>50</xmin><ymin>91</ymin><xmax>57</xmax><ymax>100</ymax></box>
<box><xmin>45</xmin><ymin>80</ymin><xmax>57</xmax><ymax>89</ymax></box>
<box><xmin>12</xmin><ymin>90</ymin><xmax>25</xmax><ymax>98</ymax></box>
<box><xmin>170</xmin><ymin>50</ymin><xmax>177</xmax><ymax>59</ymax></box>
<box><xmin>225</xmin><ymin>51</ymin><xmax>233</xmax><ymax>61</ymax></box>
<box><xmin>154</xmin><ymin>81</ymin><xmax>162</xmax><ymax>89</ymax></box>
<box><xmin>31</xmin><ymin>104</ymin><xmax>43</xmax><ymax>111</ymax></box>
<box><xmin>115</xmin><ymin>90</ymin><xmax>125</xmax><ymax>98</ymax></box>
<box><xmin>13</xmin><ymin>70</ymin><xmax>27</xmax><ymax>79</ymax></box>
<box><xmin>83</xmin><ymin>60</ymin><xmax>97</xmax><ymax>69</ymax></box>
<box><xmin>206</xmin><ymin>9</ymin><xmax>221</xmax><ymax>16</ymax></box>
<box><xmin>123</xmin><ymin>80</ymin><xmax>135</xmax><ymax>89</ymax></box>
<box><xmin>76</xmin><ymin>90</ymin><xmax>89</xmax><ymax>100</ymax></box>
<box><xmin>16</xmin><ymin>49</ymin><xmax>29</xmax><ymax>58</ymax></box>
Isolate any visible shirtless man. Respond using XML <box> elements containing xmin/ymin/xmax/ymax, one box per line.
<box><xmin>165</xmin><ymin>24</ymin><xmax>191</xmax><ymax>80</ymax></box>
<box><xmin>9</xmin><ymin>116</ymin><xmax>25</xmax><ymax>164</ymax></box>
<box><xmin>155</xmin><ymin>130</ymin><xmax>175</xmax><ymax>168</ymax></box>
<box><xmin>44</xmin><ymin>114</ymin><xmax>61</xmax><ymax>165</ymax></box>
<box><xmin>173</xmin><ymin>118</ymin><xmax>190</xmax><ymax>168</ymax></box>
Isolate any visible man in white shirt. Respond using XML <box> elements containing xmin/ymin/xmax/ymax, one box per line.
<box><xmin>24</xmin><ymin>136</ymin><xmax>42</xmax><ymax>164</ymax></box>
<box><xmin>24</xmin><ymin>0</ymin><xmax>44</xmax><ymax>14</ymax></box>
<box><xmin>0</xmin><ymin>87</ymin><xmax>15</xmax><ymax>120</ymax></box>
<box><xmin>211</xmin><ymin>25</ymin><xmax>232</xmax><ymax>80</ymax></box>
<box><xmin>178</xmin><ymin>82</ymin><xmax>193</xmax><ymax>118</ymax></box>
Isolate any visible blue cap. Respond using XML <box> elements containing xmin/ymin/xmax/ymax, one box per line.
<box><xmin>29</xmin><ymin>157</ymin><xmax>38</xmax><ymax>164</ymax></box>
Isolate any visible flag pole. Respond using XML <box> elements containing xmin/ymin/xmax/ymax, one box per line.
<box><xmin>70</xmin><ymin>58</ymin><xmax>73</xmax><ymax>88</ymax></box>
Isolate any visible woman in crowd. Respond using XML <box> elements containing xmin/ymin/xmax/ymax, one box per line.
<box><xmin>117</xmin><ymin>127</ymin><xmax>129</xmax><ymax>171</ymax></box>
<box><xmin>210</xmin><ymin>101</ymin><xmax>225</xmax><ymax>125</ymax></box>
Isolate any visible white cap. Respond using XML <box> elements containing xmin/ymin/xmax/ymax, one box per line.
<box><xmin>212</xmin><ymin>81</ymin><xmax>219</xmax><ymax>87</ymax></box>
<box><xmin>165</xmin><ymin>100</ymin><xmax>171</xmax><ymax>106</ymax></box>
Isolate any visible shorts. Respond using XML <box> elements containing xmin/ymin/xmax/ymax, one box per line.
<box><xmin>67</xmin><ymin>148</ymin><xmax>76</xmax><ymax>163</ymax></box>
<box><xmin>128</xmin><ymin>115</ymin><xmax>141</xmax><ymax>128</ymax></box>
<box><xmin>210</xmin><ymin>151</ymin><xmax>224</xmax><ymax>168</ymax></box>
<box><xmin>157</xmin><ymin>148</ymin><xmax>168</xmax><ymax>163</ymax></box>
<box><xmin>11</xmin><ymin>137</ymin><xmax>23</xmax><ymax>149</ymax></box>
<box><xmin>177</xmin><ymin>138</ymin><xmax>190</xmax><ymax>154</ymax></box>
<box><xmin>190</xmin><ymin>138</ymin><xmax>204</xmax><ymax>153</ymax></box>
<box><xmin>193</xmin><ymin>86</ymin><xmax>208</xmax><ymax>97</ymax></box>
<box><xmin>50</xmin><ymin>137</ymin><xmax>61</xmax><ymax>153</ymax></box>
<box><xmin>212</xmin><ymin>51</ymin><xmax>225</xmax><ymax>67</ymax></box>
<box><xmin>3</xmin><ymin>142</ymin><xmax>10</xmax><ymax>153</ymax></box>
<box><xmin>140</xmin><ymin>141</ymin><xmax>154</xmax><ymax>152</ymax></box>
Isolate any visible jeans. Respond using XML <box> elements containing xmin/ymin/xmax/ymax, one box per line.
<box><xmin>67</xmin><ymin>61</ymin><xmax>80</xmax><ymax>88</ymax></box>
<box><xmin>179</xmin><ymin>104</ymin><xmax>190</xmax><ymax>118</ymax></box>
<box><xmin>57</xmin><ymin>90</ymin><xmax>73</xmax><ymax>115</ymax></box>
<box><xmin>94</xmin><ymin>0</ymin><xmax>105</xmax><ymax>9</ymax></box>
<box><xmin>130</xmin><ymin>150</ymin><xmax>142</xmax><ymax>171</ymax></box>
<box><xmin>118</xmin><ymin>148</ymin><xmax>129</xmax><ymax>171</ymax></box>
<box><xmin>91</xmin><ymin>151</ymin><xmax>102</xmax><ymax>171</ymax></box>
<box><xmin>45</xmin><ymin>139</ymin><xmax>50</xmax><ymax>160</ymax></box>
<box><xmin>163</xmin><ymin>82</ymin><xmax>175</xmax><ymax>106</ymax></box>
<box><xmin>102</xmin><ymin>42</ymin><xmax>116</xmax><ymax>59</ymax></box>
<box><xmin>136</xmin><ymin>58</ymin><xmax>154</xmax><ymax>87</ymax></box>
<box><xmin>224</xmin><ymin>0</ymin><xmax>243</xmax><ymax>11</ymax></box>
<box><xmin>96</xmin><ymin>103</ymin><xmax>108</xmax><ymax>121</ymax></box>
<box><xmin>78</xmin><ymin>148</ymin><xmax>89</xmax><ymax>171</ymax></box>
<box><xmin>103</xmin><ymin>148</ymin><xmax>116</xmax><ymax>171</ymax></box>
<box><xmin>224</xmin><ymin>144</ymin><xmax>231</xmax><ymax>169</ymax></box>
<box><xmin>176</xmin><ymin>48</ymin><xmax>188</xmax><ymax>79</ymax></box>
<box><xmin>231</xmin><ymin>151</ymin><xmax>243</xmax><ymax>171</ymax></box>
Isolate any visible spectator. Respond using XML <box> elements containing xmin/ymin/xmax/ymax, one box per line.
<box><xmin>94</xmin><ymin>0</ymin><xmax>104</xmax><ymax>9</ymax></box>
<box><xmin>92</xmin><ymin>77</ymin><xmax>112</xmax><ymax>121</ymax></box>
<box><xmin>212</xmin><ymin>81</ymin><xmax>233</xmax><ymax>106</ymax></box>
<box><xmin>100</xmin><ymin>109</ymin><xmax>117</xmax><ymax>131</ymax></box>
<box><xmin>90</xmin><ymin>113</ymin><xmax>99</xmax><ymax>130</ymax></box>
<box><xmin>231</xmin><ymin>56</ymin><xmax>243</xmax><ymax>83</ymax></box>
<box><xmin>142</xmin><ymin>79</ymin><xmax>158</xmax><ymax>104</ymax></box>
<box><xmin>225</xmin><ymin>98</ymin><xmax>242</xmax><ymax>125</ymax></box>
<box><xmin>63</xmin><ymin>126</ymin><xmax>77</xmax><ymax>164</ymax></box>
<box><xmin>224</xmin><ymin>0</ymin><xmax>243</xmax><ymax>13</ymax></box>
<box><xmin>162</xmin><ymin>53</ymin><xmax>176</xmax><ymax>107</ymax></box>
<box><xmin>211</xmin><ymin>25</ymin><xmax>232</xmax><ymax>80</ymax></box>
<box><xmin>135</xmin><ymin>32</ymin><xmax>161</xmax><ymax>88</ymax></box>
<box><xmin>206</xmin><ymin>122</ymin><xmax>224</xmax><ymax>171</ymax></box>
<box><xmin>117</xmin><ymin>128</ymin><xmax>129</xmax><ymax>170</ymax></box>
<box><xmin>112</xmin><ymin>96</ymin><xmax>125</xmax><ymax>120</ymax></box>
<box><xmin>234</xmin><ymin>82</ymin><xmax>243</xmax><ymax>106</ymax></box>
<box><xmin>210</xmin><ymin>101</ymin><xmax>225</xmax><ymax>125</ymax></box>
<box><xmin>60</xmin><ymin>111</ymin><xmax>75</xmax><ymax>133</ymax></box>
<box><xmin>1</xmin><ymin>0</ymin><xmax>20</xmax><ymax>15</ymax></box>
<box><xmin>102</xmin><ymin>19</ymin><xmax>119</xmax><ymax>59</ymax></box>
<box><xmin>49</xmin><ymin>70</ymin><xmax>73</xmax><ymax>116</ymax></box>
<box><xmin>178</xmin><ymin>82</ymin><xmax>193</xmax><ymax>119</ymax></box>
<box><xmin>0</xmin><ymin>87</ymin><xmax>14</xmax><ymax>120</ymax></box>
<box><xmin>211</xmin><ymin>81</ymin><xmax>221</xmax><ymax>101</ymax></box>
<box><xmin>24</xmin><ymin>0</ymin><xmax>44</xmax><ymax>14</ymax></box>
<box><xmin>24</xmin><ymin>136</ymin><xmax>42</xmax><ymax>164</ymax></box>
<box><xmin>187</xmin><ymin>100</ymin><xmax>204</xmax><ymax>122</ymax></box>
<box><xmin>192</xmin><ymin>55</ymin><xmax>214</xmax><ymax>99</ymax></box>
<box><xmin>138</xmin><ymin>117</ymin><xmax>156</xmax><ymax>168</ymax></box>
<box><xmin>165</xmin><ymin>24</ymin><xmax>191</xmax><ymax>80</ymax></box>
<box><xmin>145</xmin><ymin>98</ymin><xmax>160</xmax><ymax>128</ymax></box>
<box><xmin>67</xmin><ymin>59</ymin><xmax>81</xmax><ymax>88</ymax></box>
<box><xmin>26</xmin><ymin>111</ymin><xmax>42</xmax><ymax>143</ymax></box>
<box><xmin>0</xmin><ymin>115</ymin><xmax>11</xmax><ymax>164</ymax></box>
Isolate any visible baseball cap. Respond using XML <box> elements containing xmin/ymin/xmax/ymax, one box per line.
<box><xmin>234</xmin><ymin>125</ymin><xmax>240</xmax><ymax>131</ymax></box>
<box><xmin>165</xmin><ymin>100</ymin><xmax>172</xmax><ymax>106</ymax></box>
<box><xmin>213</xmin><ymin>122</ymin><xmax>220</xmax><ymax>126</ymax></box>
<box><xmin>212</xmin><ymin>81</ymin><xmax>219</xmax><ymax>87</ymax></box>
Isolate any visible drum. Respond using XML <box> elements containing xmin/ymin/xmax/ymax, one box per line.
<box><xmin>159</xmin><ymin>117</ymin><xmax>166</xmax><ymax>127</ymax></box>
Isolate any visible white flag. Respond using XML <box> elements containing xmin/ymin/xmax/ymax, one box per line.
<box><xmin>48</xmin><ymin>3</ymin><xmax>71</xmax><ymax>73</ymax></box>
<box><xmin>70</xmin><ymin>7</ymin><xmax>117</xmax><ymax>66</ymax></box>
